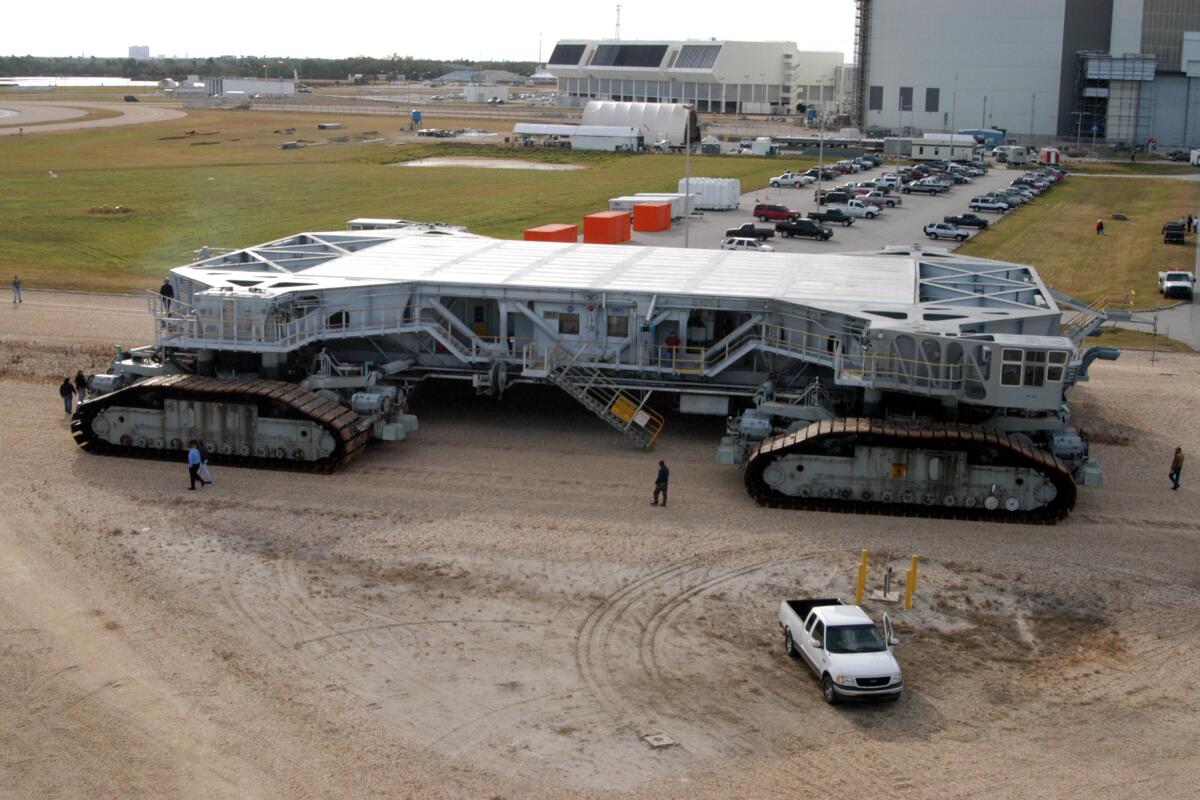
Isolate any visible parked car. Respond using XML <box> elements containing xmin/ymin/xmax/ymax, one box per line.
<box><xmin>902</xmin><ymin>181</ymin><xmax>944</xmax><ymax>195</ymax></box>
<box><xmin>826</xmin><ymin>198</ymin><xmax>882</xmax><ymax>219</ymax></box>
<box><xmin>753</xmin><ymin>203</ymin><xmax>801</xmax><ymax>222</ymax></box>
<box><xmin>863</xmin><ymin>190</ymin><xmax>901</xmax><ymax>208</ymax></box>
<box><xmin>123</xmin><ymin>94</ymin><xmax>138</xmax><ymax>102</ymax></box>
<box><xmin>779</xmin><ymin>597</ymin><xmax>902</xmax><ymax>704</ymax></box>
<box><xmin>1158</xmin><ymin>269</ymin><xmax>1195</xmax><ymax>298</ymax></box>
<box><xmin>808</xmin><ymin>208</ymin><xmax>855</xmax><ymax>227</ymax></box>
<box><xmin>775</xmin><ymin>218</ymin><xmax>834</xmax><ymax>240</ymax></box>
<box><xmin>1166</xmin><ymin>150</ymin><xmax>1190</xmax><ymax>162</ymax></box>
<box><xmin>944</xmin><ymin>213</ymin><xmax>990</xmax><ymax>229</ymax></box>
<box><xmin>725</xmin><ymin>222</ymin><xmax>775</xmax><ymax>241</ymax></box>
<box><xmin>815</xmin><ymin>190</ymin><xmax>852</xmax><ymax>206</ymax></box>
<box><xmin>835</xmin><ymin>160</ymin><xmax>862</xmax><ymax>173</ymax></box>
<box><xmin>969</xmin><ymin>197</ymin><xmax>1009</xmax><ymax>213</ymax></box>
<box><xmin>721</xmin><ymin>237</ymin><xmax>775</xmax><ymax>252</ymax></box>
<box><xmin>1163</xmin><ymin>221</ymin><xmax>1187</xmax><ymax>244</ymax></box>
<box><xmin>770</xmin><ymin>171</ymin><xmax>814</xmax><ymax>188</ymax></box>
<box><xmin>924</xmin><ymin>221</ymin><xmax>969</xmax><ymax>241</ymax></box>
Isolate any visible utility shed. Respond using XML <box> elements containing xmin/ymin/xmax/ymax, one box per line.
<box><xmin>524</xmin><ymin>223</ymin><xmax>579</xmax><ymax>242</ymax></box>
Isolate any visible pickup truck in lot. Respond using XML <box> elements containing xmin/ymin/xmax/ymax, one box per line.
<box><xmin>923</xmin><ymin>221</ymin><xmax>969</xmax><ymax>241</ymax></box>
<box><xmin>901</xmin><ymin>181</ymin><xmax>944</xmax><ymax>195</ymax></box>
<box><xmin>770</xmin><ymin>171</ymin><xmax>814</xmax><ymax>188</ymax></box>
<box><xmin>943</xmin><ymin>212</ymin><xmax>989</xmax><ymax>229</ymax></box>
<box><xmin>1163</xmin><ymin>221</ymin><xmax>1187</xmax><ymax>245</ymax></box>
<box><xmin>775</xmin><ymin>218</ymin><xmax>833</xmax><ymax>240</ymax></box>
<box><xmin>969</xmin><ymin>197</ymin><xmax>1010</xmax><ymax>213</ymax></box>
<box><xmin>807</xmin><ymin>208</ymin><xmax>855</xmax><ymax>227</ymax></box>
<box><xmin>779</xmin><ymin>598</ymin><xmax>902</xmax><ymax>704</ymax></box>
<box><xmin>826</xmin><ymin>198</ymin><xmax>882</xmax><ymax>219</ymax></box>
<box><xmin>1159</xmin><ymin>270</ymin><xmax>1195</xmax><ymax>299</ymax></box>
<box><xmin>725</xmin><ymin>222</ymin><xmax>775</xmax><ymax>240</ymax></box>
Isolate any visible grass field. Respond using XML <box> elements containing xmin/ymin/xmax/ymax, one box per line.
<box><xmin>0</xmin><ymin>109</ymin><xmax>810</xmax><ymax>292</ymax></box>
<box><xmin>956</xmin><ymin>175</ymin><xmax>1197</xmax><ymax>302</ymax></box>
<box><xmin>1066</xmin><ymin>161</ymin><xmax>1199</xmax><ymax>176</ymax></box>
<box><xmin>1092</xmin><ymin>326</ymin><xmax>1194</xmax><ymax>352</ymax></box>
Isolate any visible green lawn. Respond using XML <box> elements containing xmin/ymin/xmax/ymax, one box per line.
<box><xmin>1066</xmin><ymin>161</ymin><xmax>1199</xmax><ymax>176</ymax></box>
<box><xmin>0</xmin><ymin>109</ymin><xmax>807</xmax><ymax>292</ymax></box>
<box><xmin>956</xmin><ymin>176</ymin><xmax>1198</xmax><ymax>302</ymax></box>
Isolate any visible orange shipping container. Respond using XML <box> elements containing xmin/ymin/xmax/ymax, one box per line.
<box><xmin>633</xmin><ymin>202</ymin><xmax>671</xmax><ymax>232</ymax></box>
<box><xmin>583</xmin><ymin>210</ymin><xmax>631</xmax><ymax>244</ymax></box>
<box><xmin>524</xmin><ymin>223</ymin><xmax>578</xmax><ymax>243</ymax></box>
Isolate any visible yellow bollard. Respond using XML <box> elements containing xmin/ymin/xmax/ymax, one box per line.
<box><xmin>854</xmin><ymin>549</ymin><xmax>869</xmax><ymax>604</ymax></box>
<box><xmin>904</xmin><ymin>555</ymin><xmax>919</xmax><ymax>609</ymax></box>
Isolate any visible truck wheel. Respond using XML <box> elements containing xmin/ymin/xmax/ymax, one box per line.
<box><xmin>771</xmin><ymin>182</ymin><xmax>780</xmax><ymax>188</ymax></box>
<box><xmin>956</xmin><ymin>234</ymin><xmax>967</xmax><ymax>241</ymax></box>
<box><xmin>866</xmin><ymin>212</ymin><xmax>875</xmax><ymax>219</ymax></box>
<box><xmin>844</xmin><ymin>221</ymin><xmax>852</xmax><ymax>227</ymax></box>
<box><xmin>927</xmin><ymin>232</ymin><xmax>937</xmax><ymax>239</ymax></box>
<box><xmin>821</xmin><ymin>675</ymin><xmax>839</xmax><ymax>705</ymax></box>
<box><xmin>784</xmin><ymin>629</ymin><xmax>798</xmax><ymax>658</ymax></box>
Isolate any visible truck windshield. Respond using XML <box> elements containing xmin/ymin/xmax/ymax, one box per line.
<box><xmin>1166</xmin><ymin>273</ymin><xmax>1189</xmax><ymax>281</ymax></box>
<box><xmin>825</xmin><ymin>624</ymin><xmax>887</xmax><ymax>653</ymax></box>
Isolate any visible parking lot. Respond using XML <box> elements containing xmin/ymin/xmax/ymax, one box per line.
<box><xmin>631</xmin><ymin>159</ymin><xmax>1026</xmax><ymax>254</ymax></box>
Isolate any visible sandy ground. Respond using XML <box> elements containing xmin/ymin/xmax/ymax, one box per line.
<box><xmin>0</xmin><ymin>101</ymin><xmax>186</xmax><ymax>136</ymax></box>
<box><xmin>401</xmin><ymin>157</ymin><xmax>584</xmax><ymax>171</ymax></box>
<box><xmin>2</xmin><ymin>292</ymin><xmax>1199</xmax><ymax>799</ymax></box>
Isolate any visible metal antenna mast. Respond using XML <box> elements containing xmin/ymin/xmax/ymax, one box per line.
<box><xmin>615</xmin><ymin>5</ymin><xmax>621</xmax><ymax>40</ymax></box>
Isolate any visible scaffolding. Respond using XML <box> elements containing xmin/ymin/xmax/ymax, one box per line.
<box><xmin>1074</xmin><ymin>51</ymin><xmax>1157</xmax><ymax>148</ymax></box>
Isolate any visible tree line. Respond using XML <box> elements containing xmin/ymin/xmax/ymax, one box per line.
<box><xmin>0</xmin><ymin>55</ymin><xmax>540</xmax><ymax>82</ymax></box>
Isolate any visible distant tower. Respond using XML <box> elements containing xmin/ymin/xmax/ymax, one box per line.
<box><xmin>128</xmin><ymin>45</ymin><xmax>150</xmax><ymax>60</ymax></box>
<box><xmin>615</xmin><ymin>4</ymin><xmax>621</xmax><ymax>40</ymax></box>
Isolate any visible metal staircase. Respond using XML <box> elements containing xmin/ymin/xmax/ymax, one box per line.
<box><xmin>547</xmin><ymin>349</ymin><xmax>664</xmax><ymax>449</ymax></box>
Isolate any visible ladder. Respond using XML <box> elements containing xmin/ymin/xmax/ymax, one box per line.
<box><xmin>547</xmin><ymin>350</ymin><xmax>664</xmax><ymax>449</ymax></box>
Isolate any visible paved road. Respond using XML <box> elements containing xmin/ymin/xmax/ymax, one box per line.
<box><xmin>631</xmin><ymin>162</ymin><xmax>1022</xmax><ymax>255</ymax></box>
<box><xmin>0</xmin><ymin>101</ymin><xmax>186</xmax><ymax>136</ymax></box>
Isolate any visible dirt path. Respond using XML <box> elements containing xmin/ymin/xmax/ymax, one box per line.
<box><xmin>1</xmin><ymin>291</ymin><xmax>1198</xmax><ymax>798</ymax></box>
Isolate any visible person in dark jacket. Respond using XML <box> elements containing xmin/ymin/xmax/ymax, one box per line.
<box><xmin>58</xmin><ymin>377</ymin><xmax>76</xmax><ymax>414</ymax></box>
<box><xmin>74</xmin><ymin>370</ymin><xmax>88</xmax><ymax>402</ymax></box>
<box><xmin>1169</xmin><ymin>447</ymin><xmax>1184</xmax><ymax>490</ymax></box>
<box><xmin>652</xmin><ymin>460</ymin><xmax>670</xmax><ymax>507</ymax></box>
<box><xmin>159</xmin><ymin>277</ymin><xmax>175</xmax><ymax>312</ymax></box>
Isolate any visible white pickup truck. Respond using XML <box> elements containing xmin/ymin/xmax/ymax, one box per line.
<box><xmin>826</xmin><ymin>198</ymin><xmax>882</xmax><ymax>219</ymax></box>
<box><xmin>770</xmin><ymin>171</ymin><xmax>814</xmax><ymax>188</ymax></box>
<box><xmin>779</xmin><ymin>598</ymin><xmax>902</xmax><ymax>704</ymax></box>
<box><xmin>1158</xmin><ymin>270</ymin><xmax>1196</xmax><ymax>300</ymax></box>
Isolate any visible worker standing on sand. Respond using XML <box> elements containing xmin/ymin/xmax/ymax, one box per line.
<box><xmin>11</xmin><ymin>275</ymin><xmax>21</xmax><ymax>303</ymax></box>
<box><xmin>652</xmin><ymin>460</ymin><xmax>670</xmax><ymax>507</ymax></box>
<box><xmin>1169</xmin><ymin>447</ymin><xmax>1185</xmax><ymax>490</ymax></box>
<box><xmin>59</xmin><ymin>377</ymin><xmax>76</xmax><ymax>414</ymax></box>
<box><xmin>1095</xmin><ymin>219</ymin><xmax>1104</xmax><ymax>235</ymax></box>
<box><xmin>74</xmin><ymin>370</ymin><xmax>88</xmax><ymax>402</ymax></box>
<box><xmin>159</xmin><ymin>277</ymin><xmax>175</xmax><ymax>312</ymax></box>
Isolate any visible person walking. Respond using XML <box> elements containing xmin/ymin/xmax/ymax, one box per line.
<box><xmin>73</xmin><ymin>370</ymin><xmax>88</xmax><ymax>402</ymax></box>
<box><xmin>1169</xmin><ymin>447</ymin><xmax>1184</xmax><ymax>490</ymax></box>
<box><xmin>1188</xmin><ymin>214</ymin><xmax>1195</xmax><ymax>234</ymax></box>
<box><xmin>159</xmin><ymin>277</ymin><xmax>175</xmax><ymax>312</ymax></box>
<box><xmin>187</xmin><ymin>440</ymin><xmax>211</xmax><ymax>490</ymax></box>
<box><xmin>197</xmin><ymin>439</ymin><xmax>214</xmax><ymax>486</ymax></box>
<box><xmin>1095</xmin><ymin>219</ymin><xmax>1104</xmax><ymax>235</ymax></box>
<box><xmin>11</xmin><ymin>275</ymin><xmax>21</xmax><ymax>303</ymax></box>
<box><xmin>651</xmin><ymin>460</ymin><xmax>670</xmax><ymax>507</ymax></box>
<box><xmin>58</xmin><ymin>377</ymin><xmax>76</xmax><ymax>414</ymax></box>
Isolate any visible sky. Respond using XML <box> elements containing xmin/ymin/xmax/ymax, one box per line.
<box><xmin>4</xmin><ymin>1</ymin><xmax>857</xmax><ymax>62</ymax></box>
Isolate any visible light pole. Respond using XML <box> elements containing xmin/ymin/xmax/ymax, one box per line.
<box><xmin>684</xmin><ymin>107</ymin><xmax>692</xmax><ymax>249</ymax></box>
<box><xmin>951</xmin><ymin>73</ymin><xmax>958</xmax><ymax>134</ymax></box>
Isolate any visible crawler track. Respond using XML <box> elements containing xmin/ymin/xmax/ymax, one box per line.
<box><xmin>71</xmin><ymin>375</ymin><xmax>371</xmax><ymax>472</ymax></box>
<box><xmin>745</xmin><ymin>417</ymin><xmax>1077</xmax><ymax>524</ymax></box>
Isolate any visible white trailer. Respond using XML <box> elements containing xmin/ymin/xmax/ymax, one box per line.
<box><xmin>677</xmin><ymin>177</ymin><xmax>740</xmax><ymax>210</ymax></box>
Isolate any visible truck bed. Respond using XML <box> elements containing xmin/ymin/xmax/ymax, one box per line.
<box><xmin>784</xmin><ymin>598</ymin><xmax>843</xmax><ymax>623</ymax></box>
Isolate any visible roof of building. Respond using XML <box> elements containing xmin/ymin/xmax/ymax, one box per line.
<box><xmin>174</xmin><ymin>228</ymin><xmax>1063</xmax><ymax>334</ymax></box>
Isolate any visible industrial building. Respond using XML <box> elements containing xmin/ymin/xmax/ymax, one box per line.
<box><xmin>545</xmin><ymin>39</ymin><xmax>851</xmax><ymax>117</ymax></box>
<box><xmin>128</xmin><ymin>45</ymin><xmax>150</xmax><ymax>60</ymax></box>
<box><xmin>854</xmin><ymin>0</ymin><xmax>1200</xmax><ymax>147</ymax></box>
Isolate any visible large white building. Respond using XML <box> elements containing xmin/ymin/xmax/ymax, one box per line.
<box><xmin>545</xmin><ymin>39</ymin><xmax>850</xmax><ymax>117</ymax></box>
<box><xmin>856</xmin><ymin>0</ymin><xmax>1200</xmax><ymax>147</ymax></box>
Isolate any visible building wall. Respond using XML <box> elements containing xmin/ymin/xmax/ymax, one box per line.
<box><xmin>863</xmin><ymin>0</ymin><xmax>1070</xmax><ymax>137</ymax></box>
<box><xmin>1110</xmin><ymin>0</ymin><xmax>1145</xmax><ymax>54</ymax></box>
<box><xmin>1059</xmin><ymin>0</ymin><xmax>1114</xmax><ymax>135</ymax></box>
<box><xmin>1141</xmin><ymin>0</ymin><xmax>1200</xmax><ymax>69</ymax></box>
<box><xmin>1148</xmin><ymin>73</ymin><xmax>1200</xmax><ymax>146</ymax></box>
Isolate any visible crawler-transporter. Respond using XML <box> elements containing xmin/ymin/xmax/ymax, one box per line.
<box><xmin>73</xmin><ymin>220</ymin><xmax>1117</xmax><ymax>522</ymax></box>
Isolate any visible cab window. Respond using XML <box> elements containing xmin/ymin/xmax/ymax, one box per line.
<box><xmin>811</xmin><ymin>621</ymin><xmax>825</xmax><ymax>648</ymax></box>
